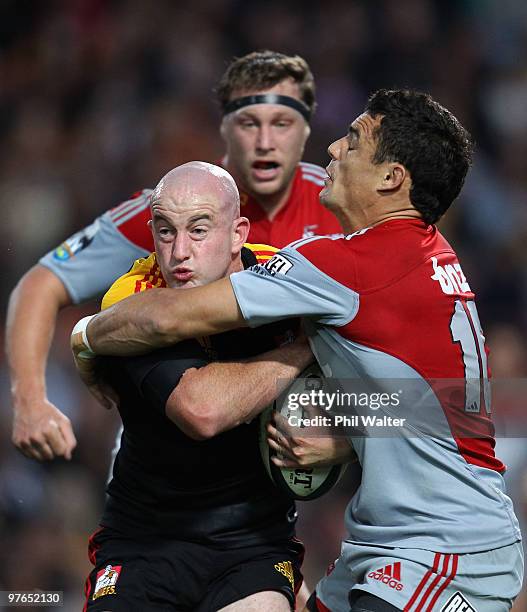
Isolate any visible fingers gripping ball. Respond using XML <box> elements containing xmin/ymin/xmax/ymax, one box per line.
<box><xmin>259</xmin><ymin>363</ymin><xmax>347</xmax><ymax>500</ymax></box>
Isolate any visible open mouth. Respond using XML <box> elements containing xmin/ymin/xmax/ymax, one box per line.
<box><xmin>252</xmin><ymin>161</ymin><xmax>280</xmax><ymax>180</ymax></box>
<box><xmin>253</xmin><ymin>161</ymin><xmax>279</xmax><ymax>169</ymax></box>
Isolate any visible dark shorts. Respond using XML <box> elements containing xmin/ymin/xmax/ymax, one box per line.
<box><xmin>84</xmin><ymin>526</ymin><xmax>304</xmax><ymax>611</ymax></box>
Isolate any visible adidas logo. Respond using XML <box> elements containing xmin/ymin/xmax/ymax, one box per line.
<box><xmin>368</xmin><ymin>562</ymin><xmax>404</xmax><ymax>591</ymax></box>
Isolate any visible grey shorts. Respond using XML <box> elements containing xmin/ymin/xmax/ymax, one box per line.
<box><xmin>315</xmin><ymin>540</ymin><xmax>523</xmax><ymax>611</ymax></box>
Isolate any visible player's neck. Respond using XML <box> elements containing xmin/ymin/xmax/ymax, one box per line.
<box><xmin>337</xmin><ymin>202</ymin><xmax>422</xmax><ymax>233</ymax></box>
<box><xmin>227</xmin><ymin>256</ymin><xmax>244</xmax><ymax>276</ymax></box>
<box><xmin>371</xmin><ymin>209</ymin><xmax>423</xmax><ymax>228</ymax></box>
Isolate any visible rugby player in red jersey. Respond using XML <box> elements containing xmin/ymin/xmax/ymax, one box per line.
<box><xmin>75</xmin><ymin>90</ymin><xmax>522</xmax><ymax>611</ymax></box>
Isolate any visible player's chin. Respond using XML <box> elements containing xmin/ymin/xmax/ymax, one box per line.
<box><xmin>173</xmin><ymin>278</ymin><xmax>198</xmax><ymax>289</ymax></box>
<box><xmin>252</xmin><ymin>177</ymin><xmax>292</xmax><ymax>199</ymax></box>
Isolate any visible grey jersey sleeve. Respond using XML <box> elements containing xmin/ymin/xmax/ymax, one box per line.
<box><xmin>39</xmin><ymin>212</ymin><xmax>150</xmax><ymax>304</ymax></box>
<box><xmin>230</xmin><ymin>244</ymin><xmax>359</xmax><ymax>327</ymax></box>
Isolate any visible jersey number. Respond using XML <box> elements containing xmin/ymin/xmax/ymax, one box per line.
<box><xmin>450</xmin><ymin>299</ymin><xmax>491</xmax><ymax>414</ymax></box>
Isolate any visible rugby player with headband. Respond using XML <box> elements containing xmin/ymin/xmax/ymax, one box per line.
<box><xmin>223</xmin><ymin>93</ymin><xmax>313</xmax><ymax>123</ymax></box>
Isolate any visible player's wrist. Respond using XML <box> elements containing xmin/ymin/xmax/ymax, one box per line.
<box><xmin>10</xmin><ymin>380</ymin><xmax>47</xmax><ymax>408</ymax></box>
<box><xmin>291</xmin><ymin>341</ymin><xmax>314</xmax><ymax>369</ymax></box>
<box><xmin>71</xmin><ymin>315</ymin><xmax>97</xmax><ymax>358</ymax></box>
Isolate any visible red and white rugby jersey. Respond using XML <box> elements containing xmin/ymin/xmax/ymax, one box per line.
<box><xmin>39</xmin><ymin>163</ymin><xmax>342</xmax><ymax>303</ymax></box>
<box><xmin>230</xmin><ymin>219</ymin><xmax>521</xmax><ymax>553</ymax></box>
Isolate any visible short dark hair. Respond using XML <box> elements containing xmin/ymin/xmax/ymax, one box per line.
<box><xmin>365</xmin><ymin>89</ymin><xmax>473</xmax><ymax>224</ymax></box>
<box><xmin>215</xmin><ymin>50</ymin><xmax>317</xmax><ymax>116</ymax></box>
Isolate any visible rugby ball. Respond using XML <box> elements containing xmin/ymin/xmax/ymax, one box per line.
<box><xmin>259</xmin><ymin>363</ymin><xmax>347</xmax><ymax>500</ymax></box>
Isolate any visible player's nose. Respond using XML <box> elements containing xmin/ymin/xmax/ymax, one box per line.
<box><xmin>327</xmin><ymin>139</ymin><xmax>340</xmax><ymax>160</ymax></box>
<box><xmin>256</xmin><ymin>124</ymin><xmax>274</xmax><ymax>151</ymax></box>
<box><xmin>172</xmin><ymin>234</ymin><xmax>192</xmax><ymax>262</ymax></box>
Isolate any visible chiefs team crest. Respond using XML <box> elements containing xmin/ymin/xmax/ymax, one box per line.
<box><xmin>92</xmin><ymin>564</ymin><xmax>122</xmax><ymax>600</ymax></box>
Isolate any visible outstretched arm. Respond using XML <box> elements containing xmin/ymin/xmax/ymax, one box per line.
<box><xmin>79</xmin><ymin>245</ymin><xmax>358</xmax><ymax>359</ymax></box>
<box><xmin>80</xmin><ymin>277</ymin><xmax>243</xmax><ymax>356</ymax></box>
<box><xmin>6</xmin><ymin>265</ymin><xmax>77</xmax><ymax>461</ymax></box>
<box><xmin>168</xmin><ymin>336</ymin><xmax>313</xmax><ymax>439</ymax></box>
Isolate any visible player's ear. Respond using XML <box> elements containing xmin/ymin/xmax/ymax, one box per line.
<box><xmin>232</xmin><ymin>217</ymin><xmax>250</xmax><ymax>254</ymax></box>
<box><xmin>220</xmin><ymin>117</ymin><xmax>228</xmax><ymax>141</ymax></box>
<box><xmin>147</xmin><ymin>219</ymin><xmax>154</xmax><ymax>236</ymax></box>
<box><xmin>303</xmin><ymin>123</ymin><xmax>311</xmax><ymax>143</ymax></box>
<box><xmin>378</xmin><ymin>162</ymin><xmax>406</xmax><ymax>193</ymax></box>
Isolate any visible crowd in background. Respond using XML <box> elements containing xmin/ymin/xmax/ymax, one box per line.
<box><xmin>1</xmin><ymin>0</ymin><xmax>526</xmax><ymax>609</ymax></box>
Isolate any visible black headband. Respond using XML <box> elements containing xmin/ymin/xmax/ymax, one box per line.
<box><xmin>223</xmin><ymin>94</ymin><xmax>311</xmax><ymax>123</ymax></box>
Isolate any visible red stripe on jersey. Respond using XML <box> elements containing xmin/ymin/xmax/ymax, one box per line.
<box><xmin>109</xmin><ymin>190</ymin><xmax>147</xmax><ymax>218</ymax></box>
<box><xmin>111</xmin><ymin>198</ymin><xmax>142</xmax><ymax>221</ymax></box>
<box><xmin>83</xmin><ymin>526</ymin><xmax>105</xmax><ymax>610</ymax></box>
<box><xmin>110</xmin><ymin>190</ymin><xmax>142</xmax><ymax>210</ymax></box>
<box><xmin>113</xmin><ymin>201</ymin><xmax>148</xmax><ymax>224</ymax></box>
<box><xmin>300</xmin><ymin>162</ymin><xmax>327</xmax><ymax>175</ymax></box>
<box><xmin>133</xmin><ymin>260</ymin><xmax>167</xmax><ymax>293</ymax></box>
<box><xmin>393</xmin><ymin>561</ymin><xmax>401</xmax><ymax>581</ymax></box>
<box><xmin>415</xmin><ymin>554</ymin><xmax>450</xmax><ymax>611</ymax></box>
<box><xmin>114</xmin><ymin>204</ymin><xmax>154</xmax><ymax>252</ymax></box>
<box><xmin>315</xmin><ymin>596</ymin><xmax>331</xmax><ymax>612</ymax></box>
<box><xmin>404</xmin><ymin>552</ymin><xmax>440</xmax><ymax>611</ymax></box>
<box><xmin>87</xmin><ymin>527</ymin><xmax>103</xmax><ymax>565</ymax></box>
<box><xmin>82</xmin><ymin>574</ymin><xmax>92</xmax><ymax>612</ymax></box>
<box><xmin>426</xmin><ymin>555</ymin><xmax>458</xmax><ymax>611</ymax></box>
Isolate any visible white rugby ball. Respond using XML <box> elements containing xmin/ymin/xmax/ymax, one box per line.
<box><xmin>259</xmin><ymin>363</ymin><xmax>347</xmax><ymax>501</ymax></box>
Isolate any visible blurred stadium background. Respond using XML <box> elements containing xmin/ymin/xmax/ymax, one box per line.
<box><xmin>1</xmin><ymin>0</ymin><xmax>526</xmax><ymax>609</ymax></box>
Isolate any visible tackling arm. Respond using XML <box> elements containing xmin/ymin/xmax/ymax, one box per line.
<box><xmin>167</xmin><ymin>336</ymin><xmax>313</xmax><ymax>440</ymax></box>
<box><xmin>82</xmin><ymin>277</ymin><xmax>243</xmax><ymax>356</ymax></box>
<box><xmin>6</xmin><ymin>265</ymin><xmax>77</xmax><ymax>461</ymax></box>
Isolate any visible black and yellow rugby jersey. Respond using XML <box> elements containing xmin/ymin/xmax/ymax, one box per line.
<box><xmin>101</xmin><ymin>243</ymin><xmax>278</xmax><ymax>309</ymax></box>
<box><xmin>98</xmin><ymin>245</ymin><xmax>299</xmax><ymax>546</ymax></box>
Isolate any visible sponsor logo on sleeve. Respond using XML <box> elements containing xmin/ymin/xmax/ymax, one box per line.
<box><xmin>261</xmin><ymin>254</ymin><xmax>294</xmax><ymax>276</ymax></box>
<box><xmin>92</xmin><ymin>564</ymin><xmax>121</xmax><ymax>600</ymax></box>
<box><xmin>53</xmin><ymin>220</ymin><xmax>100</xmax><ymax>261</ymax></box>
<box><xmin>440</xmin><ymin>592</ymin><xmax>477</xmax><ymax>612</ymax></box>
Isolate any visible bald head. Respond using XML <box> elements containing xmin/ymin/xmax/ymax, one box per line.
<box><xmin>149</xmin><ymin>162</ymin><xmax>249</xmax><ymax>289</ymax></box>
<box><xmin>151</xmin><ymin>161</ymin><xmax>240</xmax><ymax>222</ymax></box>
